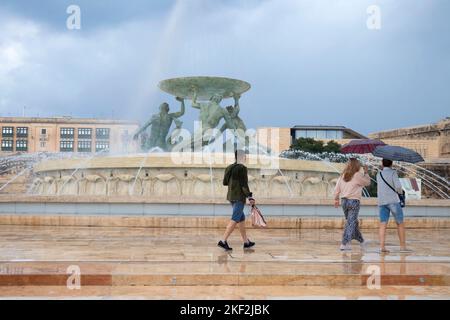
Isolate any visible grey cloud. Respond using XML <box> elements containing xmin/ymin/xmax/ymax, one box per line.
<box><xmin>0</xmin><ymin>0</ymin><xmax>449</xmax><ymax>134</ymax></box>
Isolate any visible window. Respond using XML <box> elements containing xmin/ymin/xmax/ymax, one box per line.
<box><xmin>60</xmin><ymin>128</ymin><xmax>74</xmax><ymax>138</ymax></box>
<box><xmin>96</xmin><ymin>128</ymin><xmax>110</xmax><ymax>139</ymax></box>
<box><xmin>78</xmin><ymin>140</ymin><xmax>92</xmax><ymax>152</ymax></box>
<box><xmin>2</xmin><ymin>127</ymin><xmax>14</xmax><ymax>137</ymax></box>
<box><xmin>316</xmin><ymin>130</ymin><xmax>327</xmax><ymax>139</ymax></box>
<box><xmin>40</xmin><ymin>128</ymin><xmax>49</xmax><ymax>142</ymax></box>
<box><xmin>60</xmin><ymin>140</ymin><xmax>74</xmax><ymax>152</ymax></box>
<box><xmin>306</xmin><ymin>130</ymin><xmax>317</xmax><ymax>138</ymax></box>
<box><xmin>78</xmin><ymin>128</ymin><xmax>92</xmax><ymax>139</ymax></box>
<box><xmin>40</xmin><ymin>142</ymin><xmax>46</xmax><ymax>148</ymax></box>
<box><xmin>60</xmin><ymin>128</ymin><xmax>74</xmax><ymax>151</ymax></box>
<box><xmin>1</xmin><ymin>139</ymin><xmax>13</xmax><ymax>151</ymax></box>
<box><xmin>16</xmin><ymin>127</ymin><xmax>28</xmax><ymax>137</ymax></box>
<box><xmin>16</xmin><ymin>139</ymin><xmax>28</xmax><ymax>151</ymax></box>
<box><xmin>326</xmin><ymin>130</ymin><xmax>337</xmax><ymax>139</ymax></box>
<box><xmin>96</xmin><ymin>141</ymin><xmax>110</xmax><ymax>152</ymax></box>
<box><xmin>294</xmin><ymin>130</ymin><xmax>307</xmax><ymax>139</ymax></box>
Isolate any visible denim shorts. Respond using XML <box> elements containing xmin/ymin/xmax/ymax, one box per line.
<box><xmin>230</xmin><ymin>201</ymin><xmax>245</xmax><ymax>223</ymax></box>
<box><xmin>379</xmin><ymin>203</ymin><xmax>404</xmax><ymax>224</ymax></box>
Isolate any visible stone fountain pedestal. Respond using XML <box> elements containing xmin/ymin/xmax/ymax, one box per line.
<box><xmin>29</xmin><ymin>153</ymin><xmax>342</xmax><ymax>199</ymax></box>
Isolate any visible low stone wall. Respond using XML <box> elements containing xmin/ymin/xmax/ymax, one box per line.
<box><xmin>0</xmin><ymin>215</ymin><xmax>449</xmax><ymax>229</ymax></box>
<box><xmin>0</xmin><ymin>196</ymin><xmax>449</xmax><ymax>220</ymax></box>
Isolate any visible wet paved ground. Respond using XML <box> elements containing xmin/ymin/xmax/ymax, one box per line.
<box><xmin>0</xmin><ymin>225</ymin><xmax>449</xmax><ymax>299</ymax></box>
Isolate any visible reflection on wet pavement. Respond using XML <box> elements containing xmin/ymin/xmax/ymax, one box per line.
<box><xmin>0</xmin><ymin>225</ymin><xmax>449</xmax><ymax>299</ymax></box>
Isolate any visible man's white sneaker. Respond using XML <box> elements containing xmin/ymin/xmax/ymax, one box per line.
<box><xmin>340</xmin><ymin>244</ymin><xmax>351</xmax><ymax>251</ymax></box>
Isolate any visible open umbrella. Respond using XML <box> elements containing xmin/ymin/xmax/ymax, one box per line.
<box><xmin>341</xmin><ymin>139</ymin><xmax>386</xmax><ymax>154</ymax></box>
<box><xmin>372</xmin><ymin>145</ymin><xmax>424</xmax><ymax>163</ymax></box>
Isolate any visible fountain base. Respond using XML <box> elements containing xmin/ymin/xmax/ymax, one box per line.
<box><xmin>29</xmin><ymin>153</ymin><xmax>344</xmax><ymax>198</ymax></box>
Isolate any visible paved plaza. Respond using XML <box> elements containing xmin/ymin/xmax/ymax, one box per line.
<box><xmin>0</xmin><ymin>224</ymin><xmax>448</xmax><ymax>299</ymax></box>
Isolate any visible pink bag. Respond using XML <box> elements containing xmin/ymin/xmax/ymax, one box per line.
<box><xmin>250</xmin><ymin>205</ymin><xmax>267</xmax><ymax>228</ymax></box>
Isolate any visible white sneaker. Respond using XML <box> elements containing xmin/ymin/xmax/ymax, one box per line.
<box><xmin>340</xmin><ymin>244</ymin><xmax>351</xmax><ymax>251</ymax></box>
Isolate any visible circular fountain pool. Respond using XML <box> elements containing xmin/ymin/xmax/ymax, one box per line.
<box><xmin>31</xmin><ymin>153</ymin><xmax>344</xmax><ymax>199</ymax></box>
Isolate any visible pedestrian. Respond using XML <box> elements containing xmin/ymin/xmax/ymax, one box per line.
<box><xmin>377</xmin><ymin>159</ymin><xmax>409</xmax><ymax>253</ymax></box>
<box><xmin>334</xmin><ymin>158</ymin><xmax>371</xmax><ymax>251</ymax></box>
<box><xmin>218</xmin><ymin>149</ymin><xmax>256</xmax><ymax>251</ymax></box>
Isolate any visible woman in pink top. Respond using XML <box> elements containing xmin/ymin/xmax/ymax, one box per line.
<box><xmin>334</xmin><ymin>158</ymin><xmax>371</xmax><ymax>251</ymax></box>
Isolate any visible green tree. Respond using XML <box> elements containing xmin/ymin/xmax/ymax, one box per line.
<box><xmin>290</xmin><ymin>137</ymin><xmax>342</xmax><ymax>154</ymax></box>
<box><xmin>323</xmin><ymin>140</ymin><xmax>341</xmax><ymax>153</ymax></box>
<box><xmin>290</xmin><ymin>138</ymin><xmax>324</xmax><ymax>153</ymax></box>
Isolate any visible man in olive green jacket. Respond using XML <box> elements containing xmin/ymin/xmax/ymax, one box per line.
<box><xmin>218</xmin><ymin>150</ymin><xmax>256</xmax><ymax>251</ymax></box>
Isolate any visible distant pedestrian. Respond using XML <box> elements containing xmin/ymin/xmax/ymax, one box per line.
<box><xmin>334</xmin><ymin>158</ymin><xmax>371</xmax><ymax>251</ymax></box>
<box><xmin>218</xmin><ymin>150</ymin><xmax>256</xmax><ymax>251</ymax></box>
<box><xmin>377</xmin><ymin>159</ymin><xmax>409</xmax><ymax>253</ymax></box>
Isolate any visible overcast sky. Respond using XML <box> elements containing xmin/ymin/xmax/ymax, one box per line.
<box><xmin>0</xmin><ymin>0</ymin><xmax>449</xmax><ymax>135</ymax></box>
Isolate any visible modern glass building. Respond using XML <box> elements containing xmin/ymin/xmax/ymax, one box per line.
<box><xmin>291</xmin><ymin>125</ymin><xmax>367</xmax><ymax>141</ymax></box>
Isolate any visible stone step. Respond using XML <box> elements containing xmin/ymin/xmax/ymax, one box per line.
<box><xmin>1</xmin><ymin>285</ymin><xmax>449</xmax><ymax>300</ymax></box>
<box><xmin>0</xmin><ymin>215</ymin><xmax>450</xmax><ymax>229</ymax></box>
<box><xmin>1</xmin><ymin>261</ymin><xmax>449</xmax><ymax>287</ymax></box>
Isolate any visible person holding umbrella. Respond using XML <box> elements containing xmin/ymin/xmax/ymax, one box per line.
<box><xmin>334</xmin><ymin>158</ymin><xmax>371</xmax><ymax>251</ymax></box>
<box><xmin>376</xmin><ymin>159</ymin><xmax>407</xmax><ymax>253</ymax></box>
<box><xmin>372</xmin><ymin>145</ymin><xmax>423</xmax><ymax>253</ymax></box>
<box><xmin>337</xmin><ymin>139</ymin><xmax>384</xmax><ymax>251</ymax></box>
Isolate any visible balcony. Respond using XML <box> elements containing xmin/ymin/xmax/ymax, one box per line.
<box><xmin>16</xmin><ymin>141</ymin><xmax>28</xmax><ymax>152</ymax></box>
<box><xmin>1</xmin><ymin>127</ymin><xmax>14</xmax><ymax>138</ymax></box>
<box><xmin>96</xmin><ymin>128</ymin><xmax>110</xmax><ymax>140</ymax></box>
<box><xmin>1</xmin><ymin>139</ymin><xmax>13</xmax><ymax>152</ymax></box>
<box><xmin>16</xmin><ymin>128</ymin><xmax>29</xmax><ymax>138</ymax></box>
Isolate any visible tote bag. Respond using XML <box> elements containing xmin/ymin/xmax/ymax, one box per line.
<box><xmin>250</xmin><ymin>205</ymin><xmax>267</xmax><ymax>228</ymax></box>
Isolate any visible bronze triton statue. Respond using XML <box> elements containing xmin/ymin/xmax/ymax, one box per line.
<box><xmin>133</xmin><ymin>97</ymin><xmax>185</xmax><ymax>151</ymax></box>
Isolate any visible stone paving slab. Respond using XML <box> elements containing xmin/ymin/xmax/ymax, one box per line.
<box><xmin>0</xmin><ymin>226</ymin><xmax>449</xmax><ymax>290</ymax></box>
<box><xmin>0</xmin><ymin>286</ymin><xmax>449</xmax><ymax>300</ymax></box>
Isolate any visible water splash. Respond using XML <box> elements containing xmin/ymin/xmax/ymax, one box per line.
<box><xmin>0</xmin><ymin>167</ymin><xmax>31</xmax><ymax>192</ymax></box>
<box><xmin>57</xmin><ymin>149</ymin><xmax>109</xmax><ymax>195</ymax></box>
<box><xmin>364</xmin><ymin>158</ymin><xmax>449</xmax><ymax>199</ymax></box>
<box><xmin>130</xmin><ymin>147</ymin><xmax>165</xmax><ymax>195</ymax></box>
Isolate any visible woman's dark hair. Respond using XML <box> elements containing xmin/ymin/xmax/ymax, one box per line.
<box><xmin>382</xmin><ymin>159</ymin><xmax>393</xmax><ymax>167</ymax></box>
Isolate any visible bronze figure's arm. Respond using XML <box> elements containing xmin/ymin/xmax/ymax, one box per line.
<box><xmin>191</xmin><ymin>86</ymin><xmax>200</xmax><ymax>109</ymax></box>
<box><xmin>133</xmin><ymin>117</ymin><xmax>154</xmax><ymax>140</ymax></box>
<box><xmin>232</xmin><ymin>93</ymin><xmax>241</xmax><ymax>118</ymax></box>
<box><xmin>171</xmin><ymin>97</ymin><xmax>185</xmax><ymax>118</ymax></box>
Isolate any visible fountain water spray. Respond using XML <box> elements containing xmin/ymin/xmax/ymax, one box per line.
<box><xmin>57</xmin><ymin>149</ymin><xmax>109</xmax><ymax>195</ymax></box>
<box><xmin>129</xmin><ymin>147</ymin><xmax>165</xmax><ymax>195</ymax></box>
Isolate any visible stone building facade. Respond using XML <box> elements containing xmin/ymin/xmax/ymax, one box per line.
<box><xmin>369</xmin><ymin>118</ymin><xmax>450</xmax><ymax>161</ymax></box>
<box><xmin>0</xmin><ymin>117</ymin><xmax>139</xmax><ymax>155</ymax></box>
